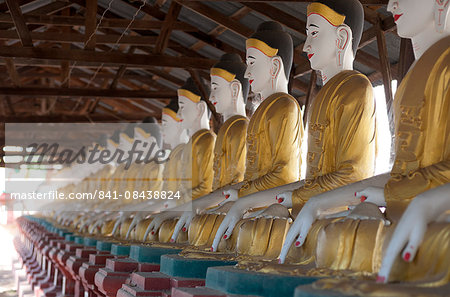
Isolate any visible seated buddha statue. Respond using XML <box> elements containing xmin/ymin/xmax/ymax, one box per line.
<box><xmin>128</xmin><ymin>99</ymin><xmax>188</xmax><ymax>241</ymax></box>
<box><xmin>142</xmin><ymin>53</ymin><xmax>250</xmax><ymax>247</ymax></box>
<box><xmin>212</xmin><ymin>3</ymin><xmax>378</xmax><ymax>260</ymax></box>
<box><xmin>108</xmin><ymin>118</ymin><xmax>166</xmax><ymax>238</ymax></box>
<box><xmin>194</xmin><ymin>21</ymin><xmax>306</xmax><ymax>258</ymax></box>
<box><xmin>136</xmin><ymin>78</ymin><xmax>217</xmax><ymax>243</ymax></box>
<box><xmin>278</xmin><ymin>0</ymin><xmax>450</xmax><ymax>289</ymax></box>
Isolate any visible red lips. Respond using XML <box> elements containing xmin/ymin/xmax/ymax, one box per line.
<box><xmin>308</xmin><ymin>53</ymin><xmax>314</xmax><ymax>59</ymax></box>
<box><xmin>249</xmin><ymin>79</ymin><xmax>254</xmax><ymax>85</ymax></box>
<box><xmin>394</xmin><ymin>14</ymin><xmax>403</xmax><ymax>22</ymax></box>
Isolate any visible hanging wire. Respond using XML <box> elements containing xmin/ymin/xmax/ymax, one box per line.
<box><xmin>85</xmin><ymin>0</ymin><xmax>148</xmax><ymax>88</ymax></box>
<box><xmin>61</xmin><ymin>0</ymin><xmax>117</xmax><ymax>87</ymax></box>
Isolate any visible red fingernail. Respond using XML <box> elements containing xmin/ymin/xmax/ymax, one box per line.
<box><xmin>404</xmin><ymin>252</ymin><xmax>411</xmax><ymax>261</ymax></box>
<box><xmin>151</xmin><ymin>231</ymin><xmax>155</xmax><ymax>235</ymax></box>
<box><xmin>376</xmin><ymin>276</ymin><xmax>385</xmax><ymax>283</ymax></box>
<box><xmin>223</xmin><ymin>235</ymin><xmax>227</xmax><ymax>239</ymax></box>
<box><xmin>170</xmin><ymin>238</ymin><xmax>175</xmax><ymax>243</ymax></box>
<box><xmin>277</xmin><ymin>198</ymin><xmax>284</xmax><ymax>204</ymax></box>
<box><xmin>295</xmin><ymin>241</ymin><xmax>301</xmax><ymax>247</ymax></box>
<box><xmin>360</xmin><ymin>196</ymin><xmax>367</xmax><ymax>202</ymax></box>
<box><xmin>354</xmin><ymin>192</ymin><xmax>357</xmax><ymax>197</ymax></box>
<box><xmin>182</xmin><ymin>227</ymin><xmax>187</xmax><ymax>232</ymax></box>
<box><xmin>210</xmin><ymin>247</ymin><xmax>214</xmax><ymax>252</ymax></box>
<box><xmin>225</xmin><ymin>195</ymin><xmax>230</xmax><ymax>199</ymax></box>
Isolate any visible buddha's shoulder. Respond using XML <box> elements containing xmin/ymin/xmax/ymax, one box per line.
<box><xmin>228</xmin><ymin>116</ymin><xmax>249</xmax><ymax>132</ymax></box>
<box><xmin>195</xmin><ymin>129</ymin><xmax>216</xmax><ymax>144</ymax></box>
<box><xmin>266</xmin><ymin>92</ymin><xmax>300</xmax><ymax>112</ymax></box>
<box><xmin>338</xmin><ymin>70</ymin><xmax>372</xmax><ymax>89</ymax></box>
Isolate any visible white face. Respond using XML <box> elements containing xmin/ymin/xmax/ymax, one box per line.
<box><xmin>119</xmin><ymin>133</ymin><xmax>133</xmax><ymax>152</ymax></box>
<box><xmin>387</xmin><ymin>0</ymin><xmax>434</xmax><ymax>38</ymax></box>
<box><xmin>210</xmin><ymin>75</ymin><xmax>233</xmax><ymax>115</ymax></box>
<box><xmin>177</xmin><ymin>95</ymin><xmax>198</xmax><ymax>130</ymax></box>
<box><xmin>244</xmin><ymin>47</ymin><xmax>273</xmax><ymax>94</ymax></box>
<box><xmin>304</xmin><ymin>14</ymin><xmax>338</xmax><ymax>71</ymax></box>
<box><xmin>161</xmin><ymin>114</ymin><xmax>180</xmax><ymax>147</ymax></box>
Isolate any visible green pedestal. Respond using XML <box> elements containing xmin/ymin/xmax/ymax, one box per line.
<box><xmin>96</xmin><ymin>240</ymin><xmax>116</xmax><ymax>252</ymax></box>
<box><xmin>294</xmin><ymin>284</ymin><xmax>357</xmax><ymax>297</ymax></box>
<box><xmin>83</xmin><ymin>237</ymin><xmax>98</xmax><ymax>247</ymax></box>
<box><xmin>111</xmin><ymin>243</ymin><xmax>131</xmax><ymax>256</ymax></box>
<box><xmin>160</xmin><ymin>254</ymin><xmax>237</xmax><ymax>279</ymax></box>
<box><xmin>74</xmin><ymin>236</ymin><xmax>84</xmax><ymax>244</ymax></box>
<box><xmin>65</xmin><ymin>234</ymin><xmax>75</xmax><ymax>242</ymax></box>
<box><xmin>206</xmin><ymin>266</ymin><xmax>319</xmax><ymax>297</ymax></box>
<box><xmin>129</xmin><ymin>245</ymin><xmax>182</xmax><ymax>264</ymax></box>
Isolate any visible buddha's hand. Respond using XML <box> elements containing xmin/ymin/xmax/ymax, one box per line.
<box><xmin>222</xmin><ymin>188</ymin><xmax>238</xmax><ymax>202</ymax></box>
<box><xmin>125</xmin><ymin>212</ymin><xmax>146</xmax><ymax>239</ymax></box>
<box><xmin>143</xmin><ymin>212</ymin><xmax>178</xmax><ymax>242</ymax></box>
<box><xmin>211</xmin><ymin>200</ymin><xmax>246</xmax><ymax>252</ymax></box>
<box><xmin>171</xmin><ymin>211</ymin><xmax>194</xmax><ymax>242</ymax></box>
<box><xmin>278</xmin><ymin>200</ymin><xmax>317</xmax><ymax>264</ymax></box>
<box><xmin>111</xmin><ymin>211</ymin><xmax>131</xmax><ymax>236</ymax></box>
<box><xmin>377</xmin><ymin>196</ymin><xmax>428</xmax><ymax>283</ymax></box>
<box><xmin>275</xmin><ymin>191</ymin><xmax>293</xmax><ymax>208</ymax></box>
<box><xmin>355</xmin><ymin>186</ymin><xmax>386</xmax><ymax>207</ymax></box>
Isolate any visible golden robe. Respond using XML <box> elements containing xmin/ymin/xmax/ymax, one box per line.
<box><xmin>212</xmin><ymin>115</ymin><xmax>248</xmax><ymax>191</ymax></box>
<box><xmin>149</xmin><ymin>130</ymin><xmax>215</xmax><ymax>243</ymax></box>
<box><xmin>385</xmin><ymin>36</ymin><xmax>450</xmax><ymax>210</ymax></box>
<box><xmin>292</xmin><ymin>70</ymin><xmax>376</xmax><ymax>215</ymax></box>
<box><xmin>183</xmin><ymin>129</ymin><xmax>216</xmax><ymax>201</ymax></box>
<box><xmin>211</xmin><ymin>93</ymin><xmax>303</xmax><ymax>258</ymax></box>
<box><xmin>188</xmin><ymin>115</ymin><xmax>248</xmax><ymax>247</ymax></box>
<box><xmin>239</xmin><ymin>92</ymin><xmax>304</xmax><ymax>197</ymax></box>
<box><xmin>302</xmin><ymin>37</ymin><xmax>450</xmax><ymax>287</ymax></box>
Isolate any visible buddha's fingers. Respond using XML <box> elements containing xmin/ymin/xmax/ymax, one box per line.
<box><xmin>126</xmin><ymin>216</ymin><xmax>140</xmax><ymax>239</ymax></box>
<box><xmin>401</xmin><ymin>221</ymin><xmax>426</xmax><ymax>263</ymax></box>
<box><xmin>171</xmin><ymin>215</ymin><xmax>186</xmax><ymax>242</ymax></box>
<box><xmin>143</xmin><ymin>220</ymin><xmax>156</xmax><ymax>242</ymax></box>
<box><xmin>278</xmin><ymin>222</ymin><xmax>300</xmax><ymax>264</ymax></box>
<box><xmin>212</xmin><ymin>217</ymin><xmax>231</xmax><ymax>252</ymax></box>
<box><xmin>111</xmin><ymin>218</ymin><xmax>122</xmax><ymax>236</ymax></box>
<box><xmin>377</xmin><ymin>228</ymin><xmax>410</xmax><ymax>283</ymax></box>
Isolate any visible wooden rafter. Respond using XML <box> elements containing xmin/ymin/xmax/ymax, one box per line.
<box><xmin>0</xmin><ymin>46</ymin><xmax>216</xmax><ymax>69</ymax></box>
<box><xmin>4</xmin><ymin>58</ymin><xmax>20</xmax><ymax>86</ymax></box>
<box><xmin>0</xmin><ymin>87</ymin><xmax>176</xmax><ymax>99</ymax></box>
<box><xmin>154</xmin><ymin>1</ymin><xmax>182</xmax><ymax>54</ymax></box>
<box><xmin>5</xmin><ymin>0</ymin><xmax>33</xmax><ymax>47</ymax></box>
<box><xmin>0</xmin><ymin>14</ymin><xmax>197</xmax><ymax>31</ymax></box>
<box><xmin>84</xmin><ymin>0</ymin><xmax>97</xmax><ymax>50</ymax></box>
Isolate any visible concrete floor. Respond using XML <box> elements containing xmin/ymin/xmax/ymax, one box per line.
<box><xmin>0</xmin><ymin>224</ymin><xmax>17</xmax><ymax>297</ymax></box>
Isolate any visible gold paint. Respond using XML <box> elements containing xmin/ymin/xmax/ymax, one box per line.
<box><xmin>210</xmin><ymin>67</ymin><xmax>236</xmax><ymax>82</ymax></box>
<box><xmin>239</xmin><ymin>92</ymin><xmax>304</xmax><ymax>197</ymax></box>
<box><xmin>162</xmin><ymin>108</ymin><xmax>181</xmax><ymax>122</ymax></box>
<box><xmin>307</xmin><ymin>3</ymin><xmax>346</xmax><ymax>27</ymax></box>
<box><xmin>292</xmin><ymin>70</ymin><xmax>376</xmax><ymax>215</ymax></box>
<box><xmin>246</xmin><ymin>38</ymin><xmax>279</xmax><ymax>57</ymax></box>
<box><xmin>178</xmin><ymin>89</ymin><xmax>201</xmax><ymax>103</ymax></box>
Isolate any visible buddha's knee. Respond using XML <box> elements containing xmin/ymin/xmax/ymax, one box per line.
<box><xmin>188</xmin><ymin>213</ymin><xmax>225</xmax><ymax>247</ymax></box>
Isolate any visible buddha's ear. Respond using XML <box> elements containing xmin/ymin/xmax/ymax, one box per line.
<box><xmin>230</xmin><ymin>80</ymin><xmax>241</xmax><ymax>101</ymax></box>
<box><xmin>197</xmin><ymin>100</ymin><xmax>207</xmax><ymax>117</ymax></box>
<box><xmin>270</xmin><ymin>56</ymin><xmax>283</xmax><ymax>81</ymax></box>
<box><xmin>434</xmin><ymin>0</ymin><xmax>450</xmax><ymax>33</ymax></box>
<box><xmin>335</xmin><ymin>24</ymin><xmax>353</xmax><ymax>68</ymax></box>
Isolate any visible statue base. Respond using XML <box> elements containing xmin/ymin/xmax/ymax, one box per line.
<box><xmin>160</xmin><ymin>254</ymin><xmax>237</xmax><ymax>279</ymax></box>
<box><xmin>205</xmin><ymin>266</ymin><xmax>319</xmax><ymax>297</ymax></box>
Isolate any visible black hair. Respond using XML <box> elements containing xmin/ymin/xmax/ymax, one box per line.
<box><xmin>317</xmin><ymin>0</ymin><xmax>364</xmax><ymax>55</ymax></box>
<box><xmin>250</xmin><ymin>21</ymin><xmax>293</xmax><ymax>78</ymax></box>
<box><xmin>212</xmin><ymin>53</ymin><xmax>250</xmax><ymax>103</ymax></box>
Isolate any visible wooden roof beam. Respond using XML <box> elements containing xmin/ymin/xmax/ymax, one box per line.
<box><xmin>5</xmin><ymin>0</ymin><xmax>33</xmax><ymax>47</ymax></box>
<box><xmin>154</xmin><ymin>1</ymin><xmax>182</xmax><ymax>54</ymax></box>
<box><xmin>84</xmin><ymin>0</ymin><xmax>97</xmax><ymax>50</ymax></box>
<box><xmin>0</xmin><ymin>86</ymin><xmax>176</xmax><ymax>99</ymax></box>
<box><xmin>0</xmin><ymin>46</ymin><xmax>216</xmax><ymax>69</ymax></box>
